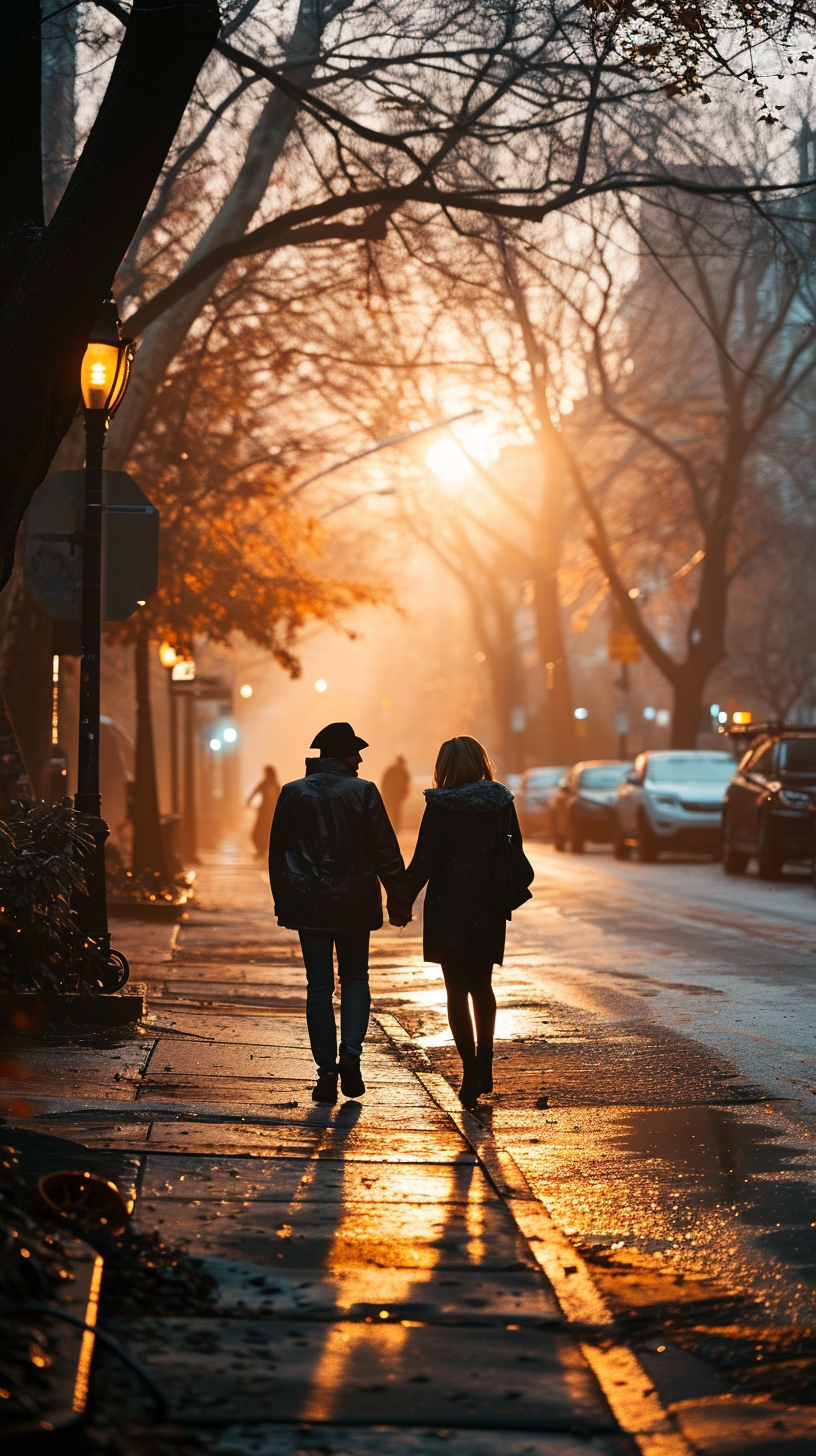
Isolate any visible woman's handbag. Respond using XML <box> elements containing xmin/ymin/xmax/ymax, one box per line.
<box><xmin>491</xmin><ymin>806</ymin><xmax>534</xmax><ymax>917</ymax></box>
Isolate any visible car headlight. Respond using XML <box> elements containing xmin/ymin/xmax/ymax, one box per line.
<box><xmin>778</xmin><ymin>789</ymin><xmax>812</xmax><ymax>809</ymax></box>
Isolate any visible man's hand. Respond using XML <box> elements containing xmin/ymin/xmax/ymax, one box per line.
<box><xmin>388</xmin><ymin>901</ymin><xmax>413</xmax><ymax>927</ymax></box>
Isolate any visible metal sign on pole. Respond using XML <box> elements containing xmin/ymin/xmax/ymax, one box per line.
<box><xmin>608</xmin><ymin>631</ymin><xmax>642</xmax><ymax>663</ymax></box>
<box><xmin>24</xmin><ymin>469</ymin><xmax>159</xmax><ymax>622</ymax></box>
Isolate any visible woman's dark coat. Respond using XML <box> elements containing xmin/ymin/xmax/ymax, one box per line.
<box><xmin>401</xmin><ymin>779</ymin><xmax>525</xmax><ymax>966</ymax></box>
<box><xmin>269</xmin><ymin>758</ymin><xmax>404</xmax><ymax>933</ymax></box>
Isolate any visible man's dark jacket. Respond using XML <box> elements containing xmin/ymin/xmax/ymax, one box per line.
<box><xmin>269</xmin><ymin>758</ymin><xmax>405</xmax><ymax>932</ymax></box>
<box><xmin>400</xmin><ymin>779</ymin><xmax>524</xmax><ymax>965</ymax></box>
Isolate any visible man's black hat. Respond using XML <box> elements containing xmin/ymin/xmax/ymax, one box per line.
<box><xmin>310</xmin><ymin>722</ymin><xmax>369</xmax><ymax>757</ymax></box>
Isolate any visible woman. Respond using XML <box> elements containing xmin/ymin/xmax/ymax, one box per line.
<box><xmin>397</xmin><ymin>736</ymin><xmax>529</xmax><ymax>1108</ymax></box>
<box><xmin>247</xmin><ymin>764</ymin><xmax>280</xmax><ymax>858</ymax></box>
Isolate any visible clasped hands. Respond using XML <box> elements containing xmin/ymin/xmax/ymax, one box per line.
<box><xmin>387</xmin><ymin>897</ymin><xmax>413</xmax><ymax>928</ymax></box>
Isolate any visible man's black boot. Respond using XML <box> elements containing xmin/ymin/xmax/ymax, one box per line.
<box><xmin>338</xmin><ymin>1044</ymin><xmax>365</xmax><ymax>1098</ymax></box>
<box><xmin>312</xmin><ymin>1070</ymin><xmax>338</xmax><ymax>1104</ymax></box>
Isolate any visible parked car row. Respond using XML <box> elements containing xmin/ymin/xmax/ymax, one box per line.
<box><xmin>518</xmin><ymin>723</ymin><xmax>816</xmax><ymax>882</ymax></box>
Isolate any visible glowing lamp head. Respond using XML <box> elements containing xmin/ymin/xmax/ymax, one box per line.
<box><xmin>80</xmin><ymin>294</ymin><xmax>134</xmax><ymax>418</ymax></box>
<box><xmin>239</xmin><ymin>684</ymin><xmax>253</xmax><ymax>699</ymax></box>
<box><xmin>733</xmin><ymin>711</ymin><xmax>752</xmax><ymax>725</ymax></box>
<box><xmin>158</xmin><ymin>642</ymin><xmax>179</xmax><ymax>669</ymax></box>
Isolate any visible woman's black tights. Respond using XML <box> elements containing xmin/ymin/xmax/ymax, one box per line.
<box><xmin>441</xmin><ymin>961</ymin><xmax>496</xmax><ymax>1064</ymax></box>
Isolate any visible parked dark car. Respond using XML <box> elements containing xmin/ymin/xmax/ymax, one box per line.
<box><xmin>721</xmin><ymin>724</ymin><xmax>816</xmax><ymax>879</ymax></box>
<box><xmin>517</xmin><ymin>765</ymin><xmax>569</xmax><ymax>838</ymax></box>
<box><xmin>551</xmin><ymin>760</ymin><xmax>632</xmax><ymax>853</ymax></box>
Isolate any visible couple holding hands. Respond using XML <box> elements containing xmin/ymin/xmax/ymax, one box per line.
<box><xmin>268</xmin><ymin>721</ymin><xmax>531</xmax><ymax>1110</ymax></box>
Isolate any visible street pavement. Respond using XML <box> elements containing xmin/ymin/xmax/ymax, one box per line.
<box><xmin>2</xmin><ymin>841</ymin><xmax>815</xmax><ymax>1454</ymax></box>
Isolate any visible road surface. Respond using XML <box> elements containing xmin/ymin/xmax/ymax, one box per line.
<box><xmin>521</xmin><ymin>844</ymin><xmax>816</xmax><ymax>1126</ymax></box>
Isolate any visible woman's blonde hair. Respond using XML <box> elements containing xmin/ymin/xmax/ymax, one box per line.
<box><xmin>433</xmin><ymin>736</ymin><xmax>495</xmax><ymax>789</ymax></box>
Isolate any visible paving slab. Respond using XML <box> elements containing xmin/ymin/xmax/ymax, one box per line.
<box><xmin>139</xmin><ymin>1155</ymin><xmax>496</xmax><ymax>1204</ymax></box>
<box><xmin>203</xmin><ymin>1427</ymin><xmax>621</xmax><ymax>1456</ymax></box>
<box><xmin>8</xmin><ymin>1108</ymin><xmax>154</xmax><ymax>1144</ymax></box>
<box><xmin>138</xmin><ymin>1080</ymin><xmax>437</xmax><ymax>1110</ymax></box>
<box><xmin>160</xmin><ymin>982</ymin><xmax>311</xmax><ymax>1003</ymax></box>
<box><xmin>144</xmin><ymin>1011</ymin><xmax>390</xmax><ymax>1046</ymax></box>
<box><xmin>145</xmin><ymin>1122</ymin><xmax>327</xmax><ymax>1156</ymax></box>
<box><xmin>139</xmin><ymin>1102</ymin><xmax>455</xmax><ymax>1132</ymax></box>
<box><xmin>148</xmin><ymin>1040</ymin><xmax>412</xmax><ymax>1079</ymax></box>
<box><xmin>137</xmin><ymin>1195</ymin><xmax>535</xmax><ymax>1270</ymax></box>
<box><xmin>200</xmin><ymin>1260</ymin><xmax>562</xmax><ymax>1323</ymax></box>
<box><xmin>146</xmin><ymin>1122</ymin><xmax>478</xmax><ymax>1161</ymax></box>
<box><xmin>0</xmin><ymin>1039</ymin><xmax>151</xmax><ymax>1080</ymax></box>
<box><xmin>108</xmin><ymin>1317</ymin><xmax>614</xmax><ymax>1431</ymax></box>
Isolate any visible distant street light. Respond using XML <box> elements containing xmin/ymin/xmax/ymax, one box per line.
<box><xmin>223</xmin><ymin>727</ymin><xmax>238</xmax><ymax>743</ymax></box>
<box><xmin>315</xmin><ymin>679</ymin><xmax>328</xmax><ymax>693</ymax></box>
<box><xmin>239</xmin><ymin>684</ymin><xmax>253</xmax><ymax>699</ymax></box>
<box><xmin>74</xmin><ymin>295</ymin><xmax>134</xmax><ymax>989</ymax></box>
<box><xmin>210</xmin><ymin>737</ymin><xmax>222</xmax><ymax>752</ymax></box>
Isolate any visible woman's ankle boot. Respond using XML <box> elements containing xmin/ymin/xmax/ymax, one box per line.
<box><xmin>476</xmin><ymin>1046</ymin><xmax>493</xmax><ymax>1094</ymax></box>
<box><xmin>458</xmin><ymin>1058</ymin><xmax>481</xmax><ymax>1109</ymax></box>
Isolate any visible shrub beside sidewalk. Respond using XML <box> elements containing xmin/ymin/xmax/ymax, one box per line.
<box><xmin>0</xmin><ymin>801</ymin><xmax>112</xmax><ymax>999</ymax></box>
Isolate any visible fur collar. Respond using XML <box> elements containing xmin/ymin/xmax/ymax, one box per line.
<box><xmin>424</xmin><ymin>779</ymin><xmax>513</xmax><ymax>813</ymax></box>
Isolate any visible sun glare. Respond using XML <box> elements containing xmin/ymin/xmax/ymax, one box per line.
<box><xmin>425</xmin><ymin>437</ymin><xmax>472</xmax><ymax>485</ymax></box>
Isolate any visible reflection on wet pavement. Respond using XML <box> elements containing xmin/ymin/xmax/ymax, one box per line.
<box><xmin>4</xmin><ymin>844</ymin><xmax>815</xmax><ymax>1452</ymax></box>
<box><xmin>393</xmin><ymin>974</ymin><xmax>816</xmax><ymax>1328</ymax></box>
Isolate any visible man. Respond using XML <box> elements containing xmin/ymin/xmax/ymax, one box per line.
<box><xmin>381</xmin><ymin>754</ymin><xmax>411</xmax><ymax>833</ymax></box>
<box><xmin>269</xmin><ymin>722</ymin><xmax>407</xmax><ymax>1104</ymax></box>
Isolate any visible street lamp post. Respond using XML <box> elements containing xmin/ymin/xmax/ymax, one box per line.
<box><xmin>158</xmin><ymin>642</ymin><xmax>181</xmax><ymax>818</ymax></box>
<box><xmin>74</xmin><ymin>294</ymin><xmax>134</xmax><ymax>984</ymax></box>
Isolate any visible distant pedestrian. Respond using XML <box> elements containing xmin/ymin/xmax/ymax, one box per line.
<box><xmin>268</xmin><ymin>722</ymin><xmax>407</xmax><ymax>1104</ymax></box>
<box><xmin>381</xmin><ymin>754</ymin><xmax>411</xmax><ymax>832</ymax></box>
<box><xmin>247</xmin><ymin>765</ymin><xmax>280</xmax><ymax>858</ymax></box>
<box><xmin>394</xmin><ymin>736</ymin><xmax>532</xmax><ymax>1109</ymax></box>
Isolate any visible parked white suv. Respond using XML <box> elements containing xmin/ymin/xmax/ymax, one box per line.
<box><xmin>614</xmin><ymin>750</ymin><xmax>734</xmax><ymax>862</ymax></box>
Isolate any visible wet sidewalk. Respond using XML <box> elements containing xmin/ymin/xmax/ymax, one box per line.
<box><xmin>114</xmin><ymin>853</ymin><xmax>627</xmax><ymax>1452</ymax></box>
<box><xmin>5</xmin><ymin>850</ymin><xmax>811</xmax><ymax>1453</ymax></box>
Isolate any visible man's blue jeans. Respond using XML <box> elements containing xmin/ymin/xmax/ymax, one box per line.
<box><xmin>298</xmin><ymin>930</ymin><xmax>371</xmax><ymax>1076</ymax></box>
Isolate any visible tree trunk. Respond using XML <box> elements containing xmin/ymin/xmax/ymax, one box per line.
<box><xmin>531</xmin><ymin>452</ymin><xmax>575</xmax><ymax>765</ymax></box>
<box><xmin>0</xmin><ymin>0</ymin><xmax>219</xmax><ymax>590</ymax></box>
<box><xmin>132</xmin><ymin>620</ymin><xmax>170</xmax><ymax>877</ymax></box>
<box><xmin>482</xmin><ymin>628</ymin><xmax>528</xmax><ymax>775</ymax></box>
<box><xmin>0</xmin><ymin>561</ymin><xmax>53</xmax><ymax>797</ymax></box>
<box><xmin>670</xmin><ymin>665</ymin><xmax>709</xmax><ymax>749</ymax></box>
